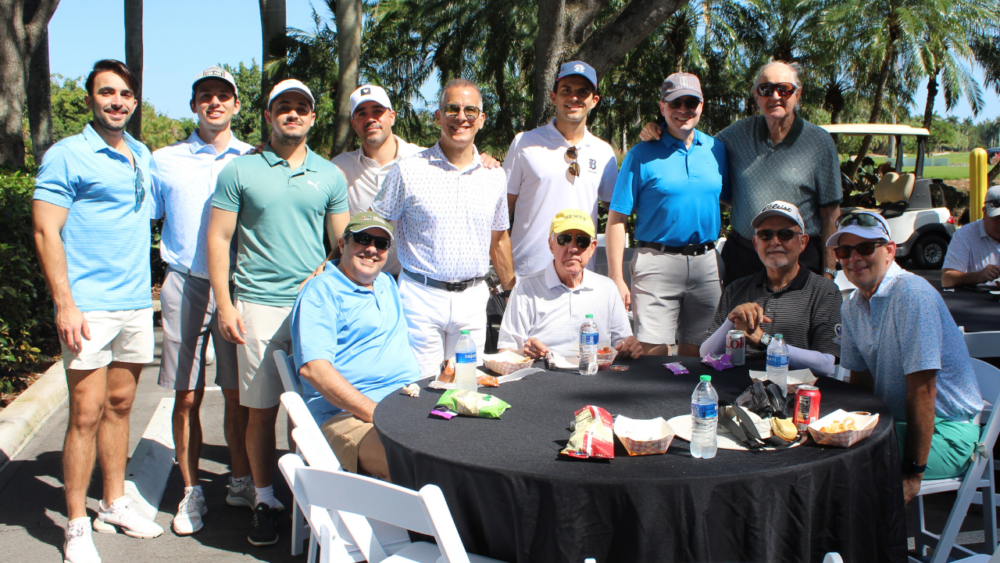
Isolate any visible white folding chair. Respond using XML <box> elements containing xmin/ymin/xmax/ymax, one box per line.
<box><xmin>911</xmin><ymin>359</ymin><xmax>1000</xmax><ymax>563</ymax></box>
<box><xmin>965</xmin><ymin>331</ymin><xmax>1000</xmax><ymax>359</ymax></box>
<box><xmin>823</xmin><ymin>554</ymin><xmax>844</xmax><ymax>563</ymax></box>
<box><xmin>274</xmin><ymin>349</ymin><xmax>303</xmax><ymax>394</ymax></box>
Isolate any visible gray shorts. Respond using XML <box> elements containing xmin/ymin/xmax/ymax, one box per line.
<box><xmin>157</xmin><ymin>267</ymin><xmax>238</xmax><ymax>391</ymax></box>
<box><xmin>630</xmin><ymin>248</ymin><xmax>722</xmax><ymax>347</ymax></box>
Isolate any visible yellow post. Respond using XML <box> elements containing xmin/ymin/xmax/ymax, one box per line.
<box><xmin>970</xmin><ymin>148</ymin><xmax>987</xmax><ymax>222</ymax></box>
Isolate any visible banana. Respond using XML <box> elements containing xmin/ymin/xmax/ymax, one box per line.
<box><xmin>770</xmin><ymin>417</ymin><xmax>798</xmax><ymax>442</ymax></box>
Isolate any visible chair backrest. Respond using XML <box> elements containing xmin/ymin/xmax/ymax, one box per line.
<box><xmin>281</xmin><ymin>391</ymin><xmax>342</xmax><ymax>470</ymax></box>
<box><xmin>274</xmin><ymin>349</ymin><xmax>303</xmax><ymax>395</ymax></box>
<box><xmin>965</xmin><ymin>332</ymin><xmax>1000</xmax><ymax>359</ymax></box>
<box><xmin>972</xmin><ymin>359</ymin><xmax>1000</xmax><ymax>453</ymax></box>
<box><xmin>874</xmin><ymin>172</ymin><xmax>915</xmax><ymax>203</ymax></box>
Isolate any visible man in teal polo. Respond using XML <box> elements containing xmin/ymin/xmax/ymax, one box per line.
<box><xmin>207</xmin><ymin>79</ymin><xmax>349</xmax><ymax>546</ymax></box>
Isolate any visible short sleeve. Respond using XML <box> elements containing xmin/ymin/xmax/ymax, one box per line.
<box><xmin>806</xmin><ymin>281</ymin><xmax>843</xmax><ymax>359</ymax></box>
<box><xmin>504</xmin><ymin>134</ymin><xmax>524</xmax><ymax>195</ymax></box>
<box><xmin>291</xmin><ymin>279</ymin><xmax>341</xmax><ymax>371</ymax></box>
<box><xmin>713</xmin><ymin>140</ymin><xmax>731</xmax><ymax>202</ymax></box>
<box><xmin>371</xmin><ymin>163</ymin><xmax>405</xmax><ymax>221</ymax></box>
<box><xmin>326</xmin><ymin>167</ymin><xmax>350</xmax><ymax>215</ymax></box>
<box><xmin>212</xmin><ymin>159</ymin><xmax>243</xmax><ymax>212</ymax></box>
<box><xmin>942</xmin><ymin>227</ymin><xmax>971</xmax><ymax>272</ymax></box>
<box><xmin>838</xmin><ymin>303</ymin><xmax>868</xmax><ymax>373</ymax></box>
<box><xmin>896</xmin><ymin>282</ymin><xmax>944</xmax><ymax>375</ymax></box>
<box><xmin>491</xmin><ymin>173</ymin><xmax>510</xmax><ymax>231</ymax></box>
<box><xmin>597</xmin><ymin>149</ymin><xmax>619</xmax><ymax>204</ymax></box>
<box><xmin>150</xmin><ymin>153</ymin><xmax>165</xmax><ymax>220</ymax></box>
<box><xmin>33</xmin><ymin>144</ymin><xmax>76</xmax><ymax>209</ymax></box>
<box><xmin>608</xmin><ymin>149</ymin><xmax>640</xmax><ymax>216</ymax></box>
<box><xmin>816</xmin><ymin>132</ymin><xmax>843</xmax><ymax>207</ymax></box>
<box><xmin>497</xmin><ymin>284</ymin><xmax>532</xmax><ymax>351</ymax></box>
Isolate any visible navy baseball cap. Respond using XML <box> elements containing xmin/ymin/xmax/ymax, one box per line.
<box><xmin>555</xmin><ymin>61</ymin><xmax>598</xmax><ymax>90</ymax></box>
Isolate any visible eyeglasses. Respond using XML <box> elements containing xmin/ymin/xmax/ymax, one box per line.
<box><xmin>442</xmin><ymin>104</ymin><xmax>482</xmax><ymax>121</ymax></box>
<box><xmin>839</xmin><ymin>211</ymin><xmax>890</xmax><ymax>236</ymax></box>
<box><xmin>755</xmin><ymin>82</ymin><xmax>797</xmax><ymax>98</ymax></box>
<box><xmin>986</xmin><ymin>199</ymin><xmax>1000</xmax><ymax>211</ymax></box>
<box><xmin>566</xmin><ymin>146</ymin><xmax>580</xmax><ymax>177</ymax></box>
<box><xmin>834</xmin><ymin>241</ymin><xmax>886</xmax><ymax>260</ymax></box>
<box><xmin>666</xmin><ymin>97</ymin><xmax>701</xmax><ymax>110</ymax></box>
<box><xmin>755</xmin><ymin>228</ymin><xmax>801</xmax><ymax>242</ymax></box>
<box><xmin>133</xmin><ymin>167</ymin><xmax>145</xmax><ymax>212</ymax></box>
<box><xmin>556</xmin><ymin>233</ymin><xmax>592</xmax><ymax>248</ymax></box>
<box><xmin>348</xmin><ymin>231</ymin><xmax>391</xmax><ymax>251</ymax></box>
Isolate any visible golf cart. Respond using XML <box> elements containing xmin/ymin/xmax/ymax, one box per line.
<box><xmin>821</xmin><ymin>124</ymin><xmax>956</xmax><ymax>270</ymax></box>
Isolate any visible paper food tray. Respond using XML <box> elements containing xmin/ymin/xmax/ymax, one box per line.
<box><xmin>807</xmin><ymin>409</ymin><xmax>879</xmax><ymax>447</ymax></box>
<box><xmin>482</xmin><ymin>350</ymin><xmax>535</xmax><ymax>375</ymax></box>
<box><xmin>613</xmin><ymin>415</ymin><xmax>674</xmax><ymax>456</ymax></box>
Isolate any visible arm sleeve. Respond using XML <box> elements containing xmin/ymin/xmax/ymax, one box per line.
<box><xmin>491</xmin><ymin>172</ymin><xmax>510</xmax><ymax>231</ymax></box>
<box><xmin>32</xmin><ymin>144</ymin><xmax>76</xmax><ymax>209</ymax></box>
<box><xmin>806</xmin><ymin>283</ymin><xmax>843</xmax><ymax>359</ymax></box>
<box><xmin>371</xmin><ymin>163</ymin><xmax>405</xmax><ymax>221</ymax></box>
<box><xmin>598</xmin><ymin>148</ymin><xmax>619</xmax><ymax>203</ymax></box>
<box><xmin>838</xmin><ymin>303</ymin><xmax>868</xmax><ymax>372</ymax></box>
<box><xmin>290</xmin><ymin>281</ymin><xmax>341</xmax><ymax>371</ymax></box>
<box><xmin>150</xmin><ymin>154</ymin><xmax>165</xmax><ymax>220</ymax></box>
<box><xmin>608</xmin><ymin>149</ymin><xmax>639</xmax><ymax>216</ymax></box>
<box><xmin>211</xmin><ymin>159</ymin><xmax>242</xmax><ymax>212</ymax></box>
<box><xmin>326</xmin><ymin>168</ymin><xmax>350</xmax><ymax>215</ymax></box>
<box><xmin>497</xmin><ymin>285</ymin><xmax>531</xmax><ymax>351</ymax></box>
<box><xmin>788</xmin><ymin>346</ymin><xmax>836</xmax><ymax>377</ymax></box>
<box><xmin>700</xmin><ymin>319</ymin><xmax>734</xmax><ymax>357</ymax></box>
<box><xmin>816</xmin><ymin>133</ymin><xmax>844</xmax><ymax>206</ymax></box>
<box><xmin>504</xmin><ymin>134</ymin><xmax>523</xmax><ymax>194</ymax></box>
<box><xmin>941</xmin><ymin>228</ymin><xmax>971</xmax><ymax>272</ymax></box>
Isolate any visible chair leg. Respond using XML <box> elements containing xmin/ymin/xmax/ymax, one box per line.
<box><xmin>292</xmin><ymin>499</ymin><xmax>307</xmax><ymax>556</ymax></box>
<box><xmin>929</xmin><ymin>460</ymin><xmax>990</xmax><ymax>563</ymax></box>
<box><xmin>985</xmin><ymin>456</ymin><xmax>998</xmax><ymax>554</ymax></box>
<box><xmin>308</xmin><ymin>534</ymin><xmax>319</xmax><ymax>563</ymax></box>
<box><xmin>917</xmin><ymin>494</ymin><xmax>931</xmax><ymax>557</ymax></box>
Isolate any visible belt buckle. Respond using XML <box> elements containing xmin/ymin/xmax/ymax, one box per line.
<box><xmin>683</xmin><ymin>243</ymin><xmax>704</xmax><ymax>256</ymax></box>
<box><xmin>447</xmin><ymin>281</ymin><xmax>469</xmax><ymax>292</ymax></box>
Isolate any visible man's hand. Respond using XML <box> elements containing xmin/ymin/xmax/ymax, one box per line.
<box><xmin>218</xmin><ymin>305</ymin><xmax>247</xmax><ymax>345</ymax></box>
<box><xmin>615</xmin><ymin>336</ymin><xmax>643</xmax><ymax>359</ymax></box>
<box><xmin>638</xmin><ymin>122</ymin><xmax>662</xmax><ymax>142</ymax></box>
<box><xmin>57</xmin><ymin>304</ymin><xmax>91</xmax><ymax>355</ymax></box>
<box><xmin>727</xmin><ymin>303</ymin><xmax>772</xmax><ymax>333</ymax></box>
<box><xmin>978</xmin><ymin>264</ymin><xmax>1000</xmax><ymax>284</ymax></box>
<box><xmin>903</xmin><ymin>473</ymin><xmax>923</xmax><ymax>504</ymax></box>
<box><xmin>299</xmin><ymin>255</ymin><xmax>332</xmax><ymax>291</ymax></box>
<box><xmin>522</xmin><ymin>338</ymin><xmax>550</xmax><ymax>359</ymax></box>
<box><xmin>614</xmin><ymin>278</ymin><xmax>631</xmax><ymax>310</ymax></box>
<box><xmin>480</xmin><ymin>152</ymin><xmax>502</xmax><ymax>170</ymax></box>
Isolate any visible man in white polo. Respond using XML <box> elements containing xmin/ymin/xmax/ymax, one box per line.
<box><xmin>372</xmin><ymin>78</ymin><xmax>515</xmax><ymax>376</ymax></box>
<box><xmin>505</xmin><ymin>61</ymin><xmax>618</xmax><ymax>278</ymax></box>
<box><xmin>942</xmin><ymin>185</ymin><xmax>1000</xmax><ymax>288</ymax></box>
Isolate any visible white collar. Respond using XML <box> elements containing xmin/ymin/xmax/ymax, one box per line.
<box><xmin>543</xmin><ymin>261</ymin><xmax>593</xmax><ymax>291</ymax></box>
<box><xmin>544</xmin><ymin>118</ymin><xmax>593</xmax><ymax>148</ymax></box>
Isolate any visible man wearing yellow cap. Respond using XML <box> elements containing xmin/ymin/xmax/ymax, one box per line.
<box><xmin>498</xmin><ymin>209</ymin><xmax>642</xmax><ymax>359</ymax></box>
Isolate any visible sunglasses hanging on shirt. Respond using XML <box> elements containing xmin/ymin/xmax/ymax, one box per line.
<box><xmin>565</xmin><ymin>146</ymin><xmax>581</xmax><ymax>177</ymax></box>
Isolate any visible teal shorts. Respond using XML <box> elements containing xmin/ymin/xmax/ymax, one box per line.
<box><xmin>895</xmin><ymin>417</ymin><xmax>981</xmax><ymax>480</ymax></box>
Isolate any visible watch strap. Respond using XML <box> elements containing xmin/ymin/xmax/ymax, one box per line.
<box><xmin>902</xmin><ymin>459</ymin><xmax>928</xmax><ymax>474</ymax></box>
<box><xmin>823</xmin><ymin>267</ymin><xmax>838</xmax><ymax>277</ymax></box>
<box><xmin>759</xmin><ymin>333</ymin><xmax>772</xmax><ymax>348</ymax></box>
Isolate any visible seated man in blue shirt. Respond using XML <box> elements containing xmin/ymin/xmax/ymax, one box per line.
<box><xmin>831</xmin><ymin>211</ymin><xmax>982</xmax><ymax>503</ymax></box>
<box><xmin>291</xmin><ymin>213</ymin><xmax>420</xmax><ymax>480</ymax></box>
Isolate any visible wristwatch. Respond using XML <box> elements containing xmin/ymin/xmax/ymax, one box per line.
<box><xmin>823</xmin><ymin>267</ymin><xmax>838</xmax><ymax>277</ymax></box>
<box><xmin>759</xmin><ymin>333</ymin><xmax>773</xmax><ymax>348</ymax></box>
<box><xmin>902</xmin><ymin>459</ymin><xmax>928</xmax><ymax>475</ymax></box>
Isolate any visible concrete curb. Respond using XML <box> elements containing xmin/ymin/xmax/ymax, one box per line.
<box><xmin>0</xmin><ymin>361</ymin><xmax>67</xmax><ymax>471</ymax></box>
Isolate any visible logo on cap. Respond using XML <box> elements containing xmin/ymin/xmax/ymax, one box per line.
<box><xmin>574</xmin><ymin>64</ymin><xmax>584</xmax><ymax>72</ymax></box>
<box><xmin>203</xmin><ymin>69</ymin><xmax>224</xmax><ymax>78</ymax></box>
<box><xmin>761</xmin><ymin>202</ymin><xmax>793</xmax><ymax>213</ymax></box>
<box><xmin>679</xmin><ymin>76</ymin><xmax>689</xmax><ymax>87</ymax></box>
<box><xmin>361</xmin><ymin>87</ymin><xmax>370</xmax><ymax>95</ymax></box>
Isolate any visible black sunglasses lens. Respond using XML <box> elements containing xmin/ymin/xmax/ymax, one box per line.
<box><xmin>557</xmin><ymin>234</ymin><xmax>572</xmax><ymax>246</ymax></box>
<box><xmin>777</xmin><ymin>229</ymin><xmax>797</xmax><ymax>241</ymax></box>
<box><xmin>352</xmin><ymin>232</ymin><xmax>390</xmax><ymax>250</ymax></box>
<box><xmin>576</xmin><ymin>235</ymin><xmax>592</xmax><ymax>247</ymax></box>
<box><xmin>756</xmin><ymin>230</ymin><xmax>774</xmax><ymax>241</ymax></box>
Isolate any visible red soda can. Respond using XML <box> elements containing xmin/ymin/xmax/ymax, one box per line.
<box><xmin>793</xmin><ymin>385</ymin><xmax>821</xmax><ymax>432</ymax></box>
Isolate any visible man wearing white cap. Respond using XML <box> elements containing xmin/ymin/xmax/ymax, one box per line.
<box><xmin>207</xmin><ymin>78</ymin><xmax>350</xmax><ymax>546</ymax></box>
<box><xmin>831</xmin><ymin>210</ymin><xmax>982</xmax><ymax>502</ymax></box>
<box><xmin>150</xmin><ymin>66</ymin><xmax>255</xmax><ymax>535</ymax></box>
<box><xmin>942</xmin><ymin>185</ymin><xmax>1000</xmax><ymax>288</ymax></box>
<box><xmin>701</xmin><ymin>201</ymin><xmax>841</xmax><ymax>376</ymax></box>
<box><xmin>504</xmin><ymin>61</ymin><xmax>618</xmax><ymax>279</ymax></box>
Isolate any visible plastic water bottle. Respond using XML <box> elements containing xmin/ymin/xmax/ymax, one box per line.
<box><xmin>690</xmin><ymin>375</ymin><xmax>719</xmax><ymax>459</ymax></box>
<box><xmin>766</xmin><ymin>333</ymin><xmax>789</xmax><ymax>380</ymax></box>
<box><xmin>455</xmin><ymin>330</ymin><xmax>478</xmax><ymax>392</ymax></box>
<box><xmin>579</xmin><ymin>314</ymin><xmax>599</xmax><ymax>376</ymax></box>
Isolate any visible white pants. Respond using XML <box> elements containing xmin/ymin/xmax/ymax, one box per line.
<box><xmin>398</xmin><ymin>275</ymin><xmax>489</xmax><ymax>377</ymax></box>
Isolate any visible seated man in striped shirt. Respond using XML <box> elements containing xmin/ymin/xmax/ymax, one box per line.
<box><xmin>700</xmin><ymin>201</ymin><xmax>842</xmax><ymax>376</ymax></box>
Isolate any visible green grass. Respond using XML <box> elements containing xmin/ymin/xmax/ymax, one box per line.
<box><xmin>839</xmin><ymin>151</ymin><xmax>973</xmax><ymax>181</ymax></box>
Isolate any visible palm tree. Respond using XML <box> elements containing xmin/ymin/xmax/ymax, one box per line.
<box><xmin>125</xmin><ymin>0</ymin><xmax>142</xmax><ymax>140</ymax></box>
<box><xmin>259</xmin><ymin>0</ymin><xmax>286</xmax><ymax>136</ymax></box>
<box><xmin>334</xmin><ymin>0</ymin><xmax>362</xmax><ymax>156</ymax></box>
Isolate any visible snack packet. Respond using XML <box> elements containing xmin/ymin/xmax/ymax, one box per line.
<box><xmin>664</xmin><ymin>362</ymin><xmax>689</xmax><ymax>375</ymax></box>
<box><xmin>561</xmin><ymin>405</ymin><xmax>615</xmax><ymax>460</ymax></box>
<box><xmin>701</xmin><ymin>352</ymin><xmax>733</xmax><ymax>370</ymax></box>
<box><xmin>435</xmin><ymin>389</ymin><xmax>511</xmax><ymax>419</ymax></box>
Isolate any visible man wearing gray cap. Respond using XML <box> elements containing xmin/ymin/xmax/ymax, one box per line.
<box><xmin>942</xmin><ymin>185</ymin><xmax>1000</xmax><ymax>288</ymax></box>
<box><xmin>606</xmin><ymin>72</ymin><xmax>728</xmax><ymax>356</ymax></box>
<box><xmin>150</xmin><ymin>66</ymin><xmax>254</xmax><ymax>535</ymax></box>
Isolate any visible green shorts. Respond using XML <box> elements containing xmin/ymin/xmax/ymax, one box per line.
<box><xmin>895</xmin><ymin>417</ymin><xmax>981</xmax><ymax>480</ymax></box>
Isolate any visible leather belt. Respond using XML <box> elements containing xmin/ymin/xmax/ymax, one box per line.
<box><xmin>637</xmin><ymin>241</ymin><xmax>716</xmax><ymax>256</ymax></box>
<box><xmin>402</xmin><ymin>268</ymin><xmax>487</xmax><ymax>292</ymax></box>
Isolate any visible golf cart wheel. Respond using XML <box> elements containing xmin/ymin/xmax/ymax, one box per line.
<box><xmin>912</xmin><ymin>234</ymin><xmax>949</xmax><ymax>270</ymax></box>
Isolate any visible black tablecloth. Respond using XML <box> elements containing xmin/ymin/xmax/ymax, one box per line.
<box><xmin>374</xmin><ymin>356</ymin><xmax>906</xmax><ymax>563</ymax></box>
<box><xmin>931</xmin><ymin>280</ymin><xmax>1000</xmax><ymax>333</ymax></box>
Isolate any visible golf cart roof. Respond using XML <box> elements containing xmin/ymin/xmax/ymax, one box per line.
<box><xmin>819</xmin><ymin>124</ymin><xmax>930</xmax><ymax>137</ymax></box>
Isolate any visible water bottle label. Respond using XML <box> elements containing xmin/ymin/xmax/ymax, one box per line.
<box><xmin>580</xmin><ymin>332</ymin><xmax>599</xmax><ymax>346</ymax></box>
<box><xmin>766</xmin><ymin>353</ymin><xmax>788</xmax><ymax>368</ymax></box>
<box><xmin>456</xmin><ymin>352</ymin><xmax>476</xmax><ymax>364</ymax></box>
<box><xmin>691</xmin><ymin>403</ymin><xmax>717</xmax><ymax>419</ymax></box>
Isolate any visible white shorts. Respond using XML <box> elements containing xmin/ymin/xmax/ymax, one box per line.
<box><xmin>235</xmin><ymin>299</ymin><xmax>292</xmax><ymax>409</ymax></box>
<box><xmin>397</xmin><ymin>275</ymin><xmax>489</xmax><ymax>378</ymax></box>
<box><xmin>60</xmin><ymin>308</ymin><xmax>155</xmax><ymax>371</ymax></box>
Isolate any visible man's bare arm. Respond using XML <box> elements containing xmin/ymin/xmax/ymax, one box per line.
<box><xmin>507</xmin><ymin>194</ymin><xmax>518</xmax><ymax>224</ymax></box>
<box><xmin>902</xmin><ymin>369</ymin><xmax>937</xmax><ymax>503</ymax></box>
<box><xmin>33</xmin><ymin>200</ymin><xmax>88</xmax><ymax>353</ymax></box>
<box><xmin>819</xmin><ymin>204</ymin><xmax>841</xmax><ymax>279</ymax></box>
<box><xmin>490</xmin><ymin>230</ymin><xmax>516</xmax><ymax>291</ymax></box>
<box><xmin>942</xmin><ymin>265</ymin><xmax>1000</xmax><ymax>288</ymax></box>
<box><xmin>326</xmin><ymin>211</ymin><xmax>350</xmax><ymax>260</ymax></box>
<box><xmin>606</xmin><ymin>210</ymin><xmax>631</xmax><ymax>309</ymax></box>
<box><xmin>299</xmin><ymin>359</ymin><xmax>379</xmax><ymax>422</ymax></box>
<box><xmin>207</xmin><ymin>208</ymin><xmax>244</xmax><ymax>344</ymax></box>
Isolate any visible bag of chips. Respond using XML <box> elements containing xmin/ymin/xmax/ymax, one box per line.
<box><xmin>434</xmin><ymin>389</ymin><xmax>511</xmax><ymax>419</ymax></box>
<box><xmin>561</xmin><ymin>405</ymin><xmax>615</xmax><ymax>460</ymax></box>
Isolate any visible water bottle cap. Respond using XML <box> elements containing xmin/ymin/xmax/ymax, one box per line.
<box><xmin>460</xmin><ymin>330</ymin><xmax>470</xmax><ymax>335</ymax></box>
<box><xmin>700</xmin><ymin>375</ymin><xmax>711</xmax><ymax>382</ymax></box>
<box><xmin>586</xmin><ymin>314</ymin><xmax>594</xmax><ymax>318</ymax></box>
<box><xmin>774</xmin><ymin>333</ymin><xmax>783</xmax><ymax>339</ymax></box>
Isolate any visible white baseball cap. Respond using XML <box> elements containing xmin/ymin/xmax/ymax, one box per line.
<box><xmin>985</xmin><ymin>186</ymin><xmax>1000</xmax><ymax>218</ymax></box>
<box><xmin>267</xmin><ymin>79</ymin><xmax>315</xmax><ymax>110</ymax></box>
<box><xmin>350</xmin><ymin>85</ymin><xmax>393</xmax><ymax>116</ymax></box>
<box><xmin>826</xmin><ymin>211</ymin><xmax>892</xmax><ymax>247</ymax></box>
<box><xmin>751</xmin><ymin>200</ymin><xmax>805</xmax><ymax>230</ymax></box>
<box><xmin>192</xmin><ymin>66</ymin><xmax>238</xmax><ymax>98</ymax></box>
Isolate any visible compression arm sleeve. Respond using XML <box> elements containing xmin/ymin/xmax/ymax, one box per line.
<box><xmin>788</xmin><ymin>345</ymin><xmax>836</xmax><ymax>377</ymax></box>
<box><xmin>699</xmin><ymin>320</ymin><xmax>734</xmax><ymax>358</ymax></box>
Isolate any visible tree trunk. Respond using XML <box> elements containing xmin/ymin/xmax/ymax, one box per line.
<box><xmin>332</xmin><ymin>0</ymin><xmax>361</xmax><ymax>157</ymax></box>
<box><xmin>0</xmin><ymin>0</ymin><xmax>59</xmax><ymax>170</ymax></box>
<box><xmin>259</xmin><ymin>0</ymin><xmax>286</xmax><ymax>139</ymax></box>
<box><xmin>24</xmin><ymin>0</ymin><xmax>52</xmax><ymax>161</ymax></box>
<box><xmin>922</xmin><ymin>67</ymin><xmax>939</xmax><ymax>130</ymax></box>
<box><xmin>845</xmin><ymin>25</ymin><xmax>896</xmax><ymax>179</ymax></box>
<box><xmin>124</xmin><ymin>0</ymin><xmax>142</xmax><ymax>141</ymax></box>
<box><xmin>530</xmin><ymin>0</ymin><xmax>568</xmax><ymax>127</ymax></box>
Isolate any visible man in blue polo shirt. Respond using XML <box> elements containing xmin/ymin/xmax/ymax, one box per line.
<box><xmin>33</xmin><ymin>59</ymin><xmax>163</xmax><ymax>563</ymax></box>
<box><xmin>606</xmin><ymin>72</ymin><xmax>729</xmax><ymax>356</ymax></box>
<box><xmin>291</xmin><ymin>213</ymin><xmax>420</xmax><ymax>480</ymax></box>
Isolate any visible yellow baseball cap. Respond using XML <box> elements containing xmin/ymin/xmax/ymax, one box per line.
<box><xmin>549</xmin><ymin>208</ymin><xmax>595</xmax><ymax>237</ymax></box>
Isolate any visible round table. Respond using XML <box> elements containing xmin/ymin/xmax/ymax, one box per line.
<box><xmin>374</xmin><ymin>356</ymin><xmax>907</xmax><ymax>563</ymax></box>
<box><xmin>934</xmin><ymin>283</ymin><xmax>999</xmax><ymax>333</ymax></box>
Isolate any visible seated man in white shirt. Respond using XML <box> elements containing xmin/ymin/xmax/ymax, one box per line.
<box><xmin>941</xmin><ymin>186</ymin><xmax>1000</xmax><ymax>288</ymax></box>
<box><xmin>498</xmin><ymin>209</ymin><xmax>642</xmax><ymax>359</ymax></box>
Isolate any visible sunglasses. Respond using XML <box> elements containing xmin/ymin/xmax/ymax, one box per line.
<box><xmin>556</xmin><ymin>233</ymin><xmax>592</xmax><ymax>248</ymax></box>
<box><xmin>839</xmin><ymin>211</ymin><xmax>890</xmax><ymax>235</ymax></box>
<box><xmin>986</xmin><ymin>200</ymin><xmax>1000</xmax><ymax>211</ymax></box>
<box><xmin>666</xmin><ymin>97</ymin><xmax>701</xmax><ymax>110</ymax></box>
<box><xmin>133</xmin><ymin>167</ymin><xmax>145</xmax><ymax>212</ymax></box>
<box><xmin>349</xmin><ymin>231</ymin><xmax>391</xmax><ymax>251</ymax></box>
<box><xmin>442</xmin><ymin>104</ymin><xmax>482</xmax><ymax>121</ymax></box>
<box><xmin>755</xmin><ymin>82</ymin><xmax>797</xmax><ymax>98</ymax></box>
<box><xmin>756</xmin><ymin>228</ymin><xmax>801</xmax><ymax>242</ymax></box>
<box><xmin>566</xmin><ymin>146</ymin><xmax>581</xmax><ymax>177</ymax></box>
<box><xmin>834</xmin><ymin>241</ymin><xmax>886</xmax><ymax>260</ymax></box>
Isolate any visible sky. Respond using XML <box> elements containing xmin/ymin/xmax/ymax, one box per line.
<box><xmin>49</xmin><ymin>0</ymin><xmax>1000</xmax><ymax>125</ymax></box>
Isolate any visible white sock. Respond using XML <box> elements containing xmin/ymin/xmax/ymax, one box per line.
<box><xmin>68</xmin><ymin>516</ymin><xmax>90</xmax><ymax>529</ymax></box>
<box><xmin>231</xmin><ymin>475</ymin><xmax>251</xmax><ymax>488</ymax></box>
<box><xmin>185</xmin><ymin>485</ymin><xmax>204</xmax><ymax>496</ymax></box>
<box><xmin>255</xmin><ymin>485</ymin><xmax>276</xmax><ymax>508</ymax></box>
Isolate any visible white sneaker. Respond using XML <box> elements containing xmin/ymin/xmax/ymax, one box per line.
<box><xmin>226</xmin><ymin>477</ymin><xmax>284</xmax><ymax>512</ymax></box>
<box><xmin>93</xmin><ymin>497</ymin><xmax>164</xmax><ymax>539</ymax></box>
<box><xmin>64</xmin><ymin>519</ymin><xmax>101</xmax><ymax>563</ymax></box>
<box><xmin>172</xmin><ymin>489</ymin><xmax>207</xmax><ymax>535</ymax></box>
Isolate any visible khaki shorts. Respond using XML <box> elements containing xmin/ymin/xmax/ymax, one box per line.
<box><xmin>320</xmin><ymin>411</ymin><xmax>375</xmax><ymax>474</ymax></box>
<box><xmin>235</xmin><ymin>299</ymin><xmax>292</xmax><ymax>409</ymax></box>
<box><xmin>60</xmin><ymin>308</ymin><xmax>155</xmax><ymax>371</ymax></box>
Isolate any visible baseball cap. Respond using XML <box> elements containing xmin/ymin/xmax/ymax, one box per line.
<box><xmin>192</xmin><ymin>66</ymin><xmax>238</xmax><ymax>98</ymax></box>
<box><xmin>751</xmin><ymin>200</ymin><xmax>805</xmax><ymax>231</ymax></box>
<box><xmin>344</xmin><ymin>212</ymin><xmax>393</xmax><ymax>239</ymax></box>
<box><xmin>555</xmin><ymin>61</ymin><xmax>598</xmax><ymax>90</ymax></box>
<box><xmin>985</xmin><ymin>186</ymin><xmax>1000</xmax><ymax>218</ymax></box>
<box><xmin>550</xmin><ymin>209</ymin><xmax>596</xmax><ymax>238</ymax></box>
<box><xmin>267</xmin><ymin>79</ymin><xmax>315</xmax><ymax>110</ymax></box>
<box><xmin>661</xmin><ymin>72</ymin><xmax>703</xmax><ymax>102</ymax></box>
<box><xmin>826</xmin><ymin>211</ymin><xmax>892</xmax><ymax>247</ymax></box>
<box><xmin>350</xmin><ymin>85</ymin><xmax>393</xmax><ymax>116</ymax></box>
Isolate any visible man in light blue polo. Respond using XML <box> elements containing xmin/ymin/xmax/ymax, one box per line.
<box><xmin>33</xmin><ymin>59</ymin><xmax>163</xmax><ymax>563</ymax></box>
<box><xmin>291</xmin><ymin>213</ymin><xmax>420</xmax><ymax>480</ymax></box>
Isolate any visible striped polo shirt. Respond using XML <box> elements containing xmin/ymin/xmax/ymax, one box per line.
<box><xmin>707</xmin><ymin>266</ymin><xmax>842</xmax><ymax>360</ymax></box>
